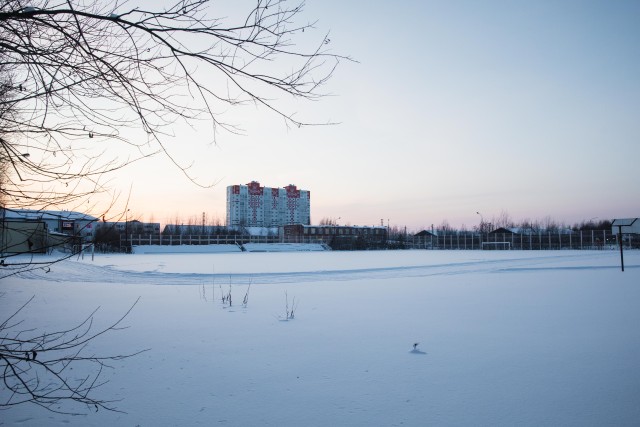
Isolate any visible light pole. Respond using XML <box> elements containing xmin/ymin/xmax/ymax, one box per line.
<box><xmin>476</xmin><ymin>212</ymin><xmax>485</xmax><ymax>248</ymax></box>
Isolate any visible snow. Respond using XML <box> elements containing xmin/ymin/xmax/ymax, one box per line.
<box><xmin>131</xmin><ymin>244</ymin><xmax>243</xmax><ymax>254</ymax></box>
<box><xmin>2</xmin><ymin>250</ymin><xmax>639</xmax><ymax>426</ymax></box>
<box><xmin>130</xmin><ymin>243</ymin><xmax>327</xmax><ymax>254</ymax></box>
<box><xmin>242</xmin><ymin>243</ymin><xmax>327</xmax><ymax>252</ymax></box>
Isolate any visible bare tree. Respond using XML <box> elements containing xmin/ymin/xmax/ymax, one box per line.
<box><xmin>0</xmin><ymin>0</ymin><xmax>346</xmax><ymax>266</ymax></box>
<box><xmin>0</xmin><ymin>63</ymin><xmax>16</xmax><ymax>208</ymax></box>
<box><xmin>542</xmin><ymin>215</ymin><xmax>560</xmax><ymax>232</ymax></box>
<box><xmin>0</xmin><ymin>296</ymin><xmax>147</xmax><ymax>414</ymax></box>
<box><xmin>492</xmin><ymin>210</ymin><xmax>514</xmax><ymax>229</ymax></box>
<box><xmin>0</xmin><ymin>0</ymin><xmax>346</xmax><ymax>210</ymax></box>
<box><xmin>0</xmin><ymin>149</ymin><xmax>8</xmax><ymax>206</ymax></box>
<box><xmin>318</xmin><ymin>217</ymin><xmax>339</xmax><ymax>226</ymax></box>
<box><xmin>0</xmin><ymin>0</ymin><xmax>346</xmax><ymax>413</ymax></box>
<box><xmin>438</xmin><ymin>219</ymin><xmax>454</xmax><ymax>233</ymax></box>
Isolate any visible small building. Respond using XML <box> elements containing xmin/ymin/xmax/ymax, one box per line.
<box><xmin>1</xmin><ymin>208</ymin><xmax>98</xmax><ymax>241</ymax></box>
<box><xmin>1</xmin><ymin>208</ymin><xmax>98</xmax><ymax>255</ymax></box>
<box><xmin>99</xmin><ymin>220</ymin><xmax>161</xmax><ymax>235</ymax></box>
<box><xmin>414</xmin><ymin>230</ymin><xmax>437</xmax><ymax>248</ymax></box>
<box><xmin>0</xmin><ymin>218</ymin><xmax>48</xmax><ymax>254</ymax></box>
<box><xmin>489</xmin><ymin>227</ymin><xmax>518</xmax><ymax>235</ymax></box>
<box><xmin>281</xmin><ymin>224</ymin><xmax>388</xmax><ymax>249</ymax></box>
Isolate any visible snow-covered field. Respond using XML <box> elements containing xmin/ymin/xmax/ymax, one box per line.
<box><xmin>2</xmin><ymin>250</ymin><xmax>639</xmax><ymax>426</ymax></box>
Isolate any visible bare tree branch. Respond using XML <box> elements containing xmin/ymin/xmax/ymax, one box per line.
<box><xmin>0</xmin><ymin>0</ymin><xmax>349</xmax><ymax>209</ymax></box>
<box><xmin>0</xmin><ymin>296</ymin><xmax>148</xmax><ymax>414</ymax></box>
<box><xmin>0</xmin><ymin>1</ymin><xmax>349</xmax><ymax>414</ymax></box>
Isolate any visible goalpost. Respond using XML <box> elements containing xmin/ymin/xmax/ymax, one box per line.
<box><xmin>481</xmin><ymin>241</ymin><xmax>511</xmax><ymax>250</ymax></box>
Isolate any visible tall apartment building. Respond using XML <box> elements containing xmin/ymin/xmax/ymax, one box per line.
<box><xmin>226</xmin><ymin>181</ymin><xmax>310</xmax><ymax>227</ymax></box>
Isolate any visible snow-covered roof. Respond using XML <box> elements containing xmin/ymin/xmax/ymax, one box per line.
<box><xmin>2</xmin><ymin>208</ymin><xmax>98</xmax><ymax>222</ymax></box>
<box><xmin>298</xmin><ymin>224</ymin><xmax>387</xmax><ymax>230</ymax></box>
<box><xmin>503</xmin><ymin>227</ymin><xmax>576</xmax><ymax>235</ymax></box>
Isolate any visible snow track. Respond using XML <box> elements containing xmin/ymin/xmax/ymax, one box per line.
<box><xmin>15</xmin><ymin>250</ymin><xmax>633</xmax><ymax>285</ymax></box>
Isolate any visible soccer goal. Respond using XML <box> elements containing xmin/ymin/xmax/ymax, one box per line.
<box><xmin>481</xmin><ymin>241</ymin><xmax>511</xmax><ymax>250</ymax></box>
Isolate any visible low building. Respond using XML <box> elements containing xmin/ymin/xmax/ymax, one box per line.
<box><xmin>99</xmin><ymin>220</ymin><xmax>161</xmax><ymax>235</ymax></box>
<box><xmin>413</xmin><ymin>230</ymin><xmax>437</xmax><ymax>248</ymax></box>
<box><xmin>0</xmin><ymin>218</ymin><xmax>48</xmax><ymax>254</ymax></box>
<box><xmin>281</xmin><ymin>224</ymin><xmax>388</xmax><ymax>249</ymax></box>
<box><xmin>1</xmin><ymin>208</ymin><xmax>98</xmax><ymax>241</ymax></box>
<box><xmin>489</xmin><ymin>227</ymin><xmax>518</xmax><ymax>235</ymax></box>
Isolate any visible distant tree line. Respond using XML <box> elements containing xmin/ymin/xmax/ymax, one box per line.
<box><xmin>92</xmin><ymin>211</ymin><xmax>618</xmax><ymax>252</ymax></box>
<box><xmin>428</xmin><ymin>212</ymin><xmax>613</xmax><ymax>236</ymax></box>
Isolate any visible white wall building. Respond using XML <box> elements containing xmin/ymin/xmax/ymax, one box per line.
<box><xmin>2</xmin><ymin>208</ymin><xmax>98</xmax><ymax>240</ymax></box>
<box><xmin>227</xmin><ymin>181</ymin><xmax>310</xmax><ymax>227</ymax></box>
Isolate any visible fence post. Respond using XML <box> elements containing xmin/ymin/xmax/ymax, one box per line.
<box><xmin>617</xmin><ymin>226</ymin><xmax>625</xmax><ymax>271</ymax></box>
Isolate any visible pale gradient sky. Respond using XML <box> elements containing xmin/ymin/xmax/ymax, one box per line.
<box><xmin>109</xmin><ymin>0</ymin><xmax>640</xmax><ymax>230</ymax></box>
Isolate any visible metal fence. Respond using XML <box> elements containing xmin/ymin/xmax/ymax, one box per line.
<box><xmin>122</xmin><ymin>234</ymin><xmax>280</xmax><ymax>248</ymax></box>
<box><xmin>117</xmin><ymin>230</ymin><xmax>639</xmax><ymax>251</ymax></box>
<box><xmin>408</xmin><ymin>230</ymin><xmax>639</xmax><ymax>250</ymax></box>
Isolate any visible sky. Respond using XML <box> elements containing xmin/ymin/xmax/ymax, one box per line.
<box><xmin>105</xmin><ymin>0</ymin><xmax>639</xmax><ymax>230</ymax></box>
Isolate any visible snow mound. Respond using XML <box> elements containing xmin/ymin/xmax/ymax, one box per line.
<box><xmin>130</xmin><ymin>243</ymin><xmax>328</xmax><ymax>254</ymax></box>
<box><xmin>241</xmin><ymin>243</ymin><xmax>328</xmax><ymax>252</ymax></box>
